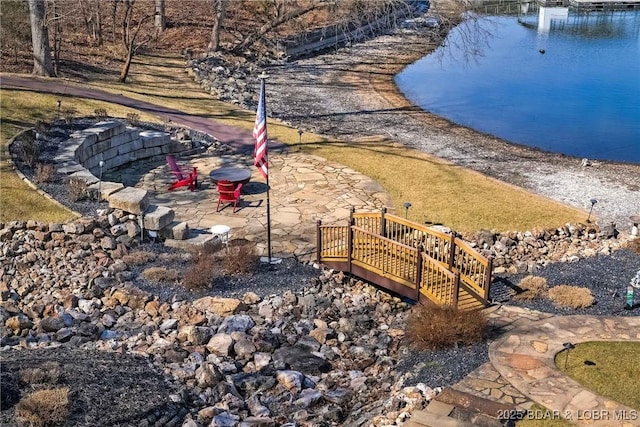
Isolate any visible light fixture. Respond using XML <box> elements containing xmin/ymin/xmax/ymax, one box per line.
<box><xmin>298</xmin><ymin>128</ymin><xmax>303</xmax><ymax>144</ymax></box>
<box><xmin>56</xmin><ymin>99</ymin><xmax>61</xmax><ymax>120</ymax></box>
<box><xmin>562</xmin><ymin>342</ymin><xmax>575</xmax><ymax>370</ymax></box>
<box><xmin>587</xmin><ymin>199</ymin><xmax>598</xmax><ymax>223</ymax></box>
<box><xmin>403</xmin><ymin>202</ymin><xmax>412</xmax><ymax>219</ymax></box>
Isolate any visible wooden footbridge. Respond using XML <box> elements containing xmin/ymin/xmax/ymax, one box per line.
<box><xmin>316</xmin><ymin>209</ymin><xmax>493</xmax><ymax>311</ymax></box>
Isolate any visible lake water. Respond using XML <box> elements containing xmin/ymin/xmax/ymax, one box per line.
<box><xmin>395</xmin><ymin>9</ymin><xmax>640</xmax><ymax>163</ymax></box>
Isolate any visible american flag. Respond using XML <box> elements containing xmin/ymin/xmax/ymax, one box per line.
<box><xmin>253</xmin><ymin>79</ymin><xmax>268</xmax><ymax>179</ymax></box>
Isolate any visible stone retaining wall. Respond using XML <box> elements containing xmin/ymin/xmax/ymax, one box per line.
<box><xmin>54</xmin><ymin>120</ymin><xmax>181</xmax><ymax>178</ymax></box>
<box><xmin>47</xmin><ymin>120</ymin><xmax>190</xmax><ymax>241</ymax></box>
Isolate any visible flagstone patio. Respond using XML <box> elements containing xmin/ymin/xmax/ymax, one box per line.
<box><xmin>105</xmin><ymin>149</ymin><xmax>394</xmax><ymax>260</ymax></box>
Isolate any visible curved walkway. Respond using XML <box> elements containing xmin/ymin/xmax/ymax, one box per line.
<box><xmin>488</xmin><ymin>308</ymin><xmax>640</xmax><ymax>426</ymax></box>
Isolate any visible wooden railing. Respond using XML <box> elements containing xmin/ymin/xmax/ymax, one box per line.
<box><xmin>317</xmin><ymin>208</ymin><xmax>493</xmax><ymax>310</ymax></box>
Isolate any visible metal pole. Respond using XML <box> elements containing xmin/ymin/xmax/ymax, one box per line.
<box><xmin>258</xmin><ymin>74</ymin><xmax>272</xmax><ymax>262</ymax></box>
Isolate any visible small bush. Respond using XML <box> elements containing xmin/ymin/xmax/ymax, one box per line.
<box><xmin>61</xmin><ymin>107</ymin><xmax>77</xmax><ymax>124</ymax></box>
<box><xmin>183</xmin><ymin>253</ymin><xmax>217</xmax><ymax>290</ymax></box>
<box><xmin>405</xmin><ymin>304</ymin><xmax>488</xmax><ymax>350</ymax></box>
<box><xmin>94</xmin><ymin>108</ymin><xmax>108</xmax><ymax>119</ymax></box>
<box><xmin>34</xmin><ymin>120</ymin><xmax>50</xmax><ymax>134</ymax></box>
<box><xmin>122</xmin><ymin>250</ymin><xmax>157</xmax><ymax>266</ymax></box>
<box><xmin>158</xmin><ymin>252</ymin><xmax>192</xmax><ymax>263</ymax></box>
<box><xmin>547</xmin><ymin>285</ymin><xmax>595</xmax><ymax>309</ymax></box>
<box><xmin>514</xmin><ymin>275</ymin><xmax>548</xmax><ymax>301</ymax></box>
<box><xmin>34</xmin><ymin>163</ymin><xmax>57</xmax><ymax>184</ymax></box>
<box><xmin>15</xmin><ymin>133</ymin><xmax>41</xmax><ymax>168</ymax></box>
<box><xmin>15</xmin><ymin>387</ymin><xmax>70</xmax><ymax>427</ymax></box>
<box><xmin>223</xmin><ymin>243</ymin><xmax>259</xmax><ymax>275</ymax></box>
<box><xmin>628</xmin><ymin>238</ymin><xmax>640</xmax><ymax>255</ymax></box>
<box><xmin>65</xmin><ymin>177</ymin><xmax>87</xmax><ymax>201</ymax></box>
<box><xmin>143</xmin><ymin>267</ymin><xmax>179</xmax><ymax>283</ymax></box>
<box><xmin>126</xmin><ymin>112</ymin><xmax>140</xmax><ymax>127</ymax></box>
<box><xmin>19</xmin><ymin>362</ymin><xmax>61</xmax><ymax>385</ymax></box>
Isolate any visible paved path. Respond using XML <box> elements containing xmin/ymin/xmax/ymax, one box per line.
<box><xmin>2</xmin><ymin>75</ymin><xmax>276</xmax><ymax>153</ymax></box>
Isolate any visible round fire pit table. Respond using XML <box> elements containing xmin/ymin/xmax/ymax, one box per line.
<box><xmin>209</xmin><ymin>167</ymin><xmax>252</xmax><ymax>186</ymax></box>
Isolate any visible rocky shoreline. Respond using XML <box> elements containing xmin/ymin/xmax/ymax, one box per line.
<box><xmin>188</xmin><ymin>13</ymin><xmax>640</xmax><ymax>232</ymax></box>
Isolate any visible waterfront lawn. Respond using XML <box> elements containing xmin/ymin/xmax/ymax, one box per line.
<box><xmin>2</xmin><ymin>54</ymin><xmax>586</xmax><ymax>231</ymax></box>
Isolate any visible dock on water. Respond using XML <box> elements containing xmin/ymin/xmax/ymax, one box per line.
<box><xmin>537</xmin><ymin>0</ymin><xmax>640</xmax><ymax>9</ymax></box>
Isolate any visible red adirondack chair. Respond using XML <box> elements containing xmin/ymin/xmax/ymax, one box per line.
<box><xmin>166</xmin><ymin>155</ymin><xmax>197</xmax><ymax>191</ymax></box>
<box><xmin>216</xmin><ymin>180</ymin><xmax>243</xmax><ymax>213</ymax></box>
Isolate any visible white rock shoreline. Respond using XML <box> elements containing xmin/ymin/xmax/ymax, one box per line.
<box><xmin>258</xmin><ymin>25</ymin><xmax>640</xmax><ymax>232</ymax></box>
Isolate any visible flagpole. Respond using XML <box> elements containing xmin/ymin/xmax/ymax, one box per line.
<box><xmin>258</xmin><ymin>72</ymin><xmax>272</xmax><ymax>262</ymax></box>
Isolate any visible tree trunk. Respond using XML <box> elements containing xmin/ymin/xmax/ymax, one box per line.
<box><xmin>208</xmin><ymin>0</ymin><xmax>227</xmax><ymax>52</ymax></box>
<box><xmin>28</xmin><ymin>0</ymin><xmax>54</xmax><ymax>76</ymax></box>
<box><xmin>119</xmin><ymin>51</ymin><xmax>133</xmax><ymax>83</ymax></box>
<box><xmin>111</xmin><ymin>0</ymin><xmax>118</xmax><ymax>41</ymax></box>
<box><xmin>95</xmin><ymin>1</ymin><xmax>103</xmax><ymax>46</ymax></box>
<box><xmin>154</xmin><ymin>0</ymin><xmax>165</xmax><ymax>31</ymax></box>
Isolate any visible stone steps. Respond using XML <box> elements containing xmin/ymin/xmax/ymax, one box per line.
<box><xmin>408</xmin><ymin>388</ymin><xmax>521</xmax><ymax>427</ymax></box>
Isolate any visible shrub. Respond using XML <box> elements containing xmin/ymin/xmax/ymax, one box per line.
<box><xmin>126</xmin><ymin>112</ymin><xmax>140</xmax><ymax>127</ymax></box>
<box><xmin>142</xmin><ymin>267</ymin><xmax>179</xmax><ymax>283</ymax></box>
<box><xmin>223</xmin><ymin>243</ymin><xmax>259</xmax><ymax>275</ymax></box>
<box><xmin>547</xmin><ymin>285</ymin><xmax>595</xmax><ymax>309</ymax></box>
<box><xmin>15</xmin><ymin>387</ymin><xmax>70</xmax><ymax>427</ymax></box>
<box><xmin>122</xmin><ymin>250</ymin><xmax>157</xmax><ymax>266</ymax></box>
<box><xmin>34</xmin><ymin>163</ymin><xmax>57</xmax><ymax>184</ymax></box>
<box><xmin>15</xmin><ymin>132</ymin><xmax>41</xmax><ymax>168</ymax></box>
<box><xmin>405</xmin><ymin>304</ymin><xmax>488</xmax><ymax>350</ymax></box>
<box><xmin>19</xmin><ymin>362</ymin><xmax>61</xmax><ymax>385</ymax></box>
<box><xmin>627</xmin><ymin>238</ymin><xmax>640</xmax><ymax>255</ymax></box>
<box><xmin>94</xmin><ymin>108</ymin><xmax>108</xmax><ymax>119</ymax></box>
<box><xmin>34</xmin><ymin>120</ymin><xmax>50</xmax><ymax>134</ymax></box>
<box><xmin>61</xmin><ymin>107</ymin><xmax>77</xmax><ymax>124</ymax></box>
<box><xmin>183</xmin><ymin>253</ymin><xmax>217</xmax><ymax>290</ymax></box>
<box><xmin>514</xmin><ymin>275</ymin><xmax>548</xmax><ymax>301</ymax></box>
<box><xmin>65</xmin><ymin>177</ymin><xmax>87</xmax><ymax>201</ymax></box>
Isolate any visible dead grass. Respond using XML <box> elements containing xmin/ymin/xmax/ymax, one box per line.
<box><xmin>547</xmin><ymin>285</ymin><xmax>595</xmax><ymax>309</ymax></box>
<box><xmin>514</xmin><ymin>276</ymin><xmax>548</xmax><ymax>301</ymax></box>
<box><xmin>122</xmin><ymin>250</ymin><xmax>158</xmax><ymax>266</ymax></box>
<box><xmin>183</xmin><ymin>253</ymin><xmax>217</xmax><ymax>290</ymax></box>
<box><xmin>15</xmin><ymin>387</ymin><xmax>70</xmax><ymax>427</ymax></box>
<box><xmin>33</xmin><ymin>163</ymin><xmax>57</xmax><ymax>184</ymax></box>
<box><xmin>223</xmin><ymin>243</ymin><xmax>259</xmax><ymax>275</ymax></box>
<box><xmin>626</xmin><ymin>238</ymin><xmax>640</xmax><ymax>255</ymax></box>
<box><xmin>142</xmin><ymin>267</ymin><xmax>179</xmax><ymax>283</ymax></box>
<box><xmin>405</xmin><ymin>304</ymin><xmax>488</xmax><ymax>350</ymax></box>
<box><xmin>19</xmin><ymin>362</ymin><xmax>61</xmax><ymax>385</ymax></box>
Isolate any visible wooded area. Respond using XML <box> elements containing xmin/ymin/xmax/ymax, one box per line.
<box><xmin>1</xmin><ymin>0</ymin><xmax>421</xmax><ymax>82</ymax></box>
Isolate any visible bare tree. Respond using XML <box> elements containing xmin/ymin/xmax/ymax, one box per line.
<box><xmin>119</xmin><ymin>0</ymin><xmax>153</xmax><ymax>83</ymax></box>
<box><xmin>78</xmin><ymin>0</ymin><xmax>104</xmax><ymax>45</ymax></box>
<box><xmin>28</xmin><ymin>0</ymin><xmax>55</xmax><ymax>76</ymax></box>
<box><xmin>208</xmin><ymin>0</ymin><xmax>228</xmax><ymax>52</ymax></box>
<box><xmin>232</xmin><ymin>0</ymin><xmax>331</xmax><ymax>53</ymax></box>
<box><xmin>111</xmin><ymin>0</ymin><xmax>119</xmax><ymax>41</ymax></box>
<box><xmin>51</xmin><ymin>0</ymin><xmax>63</xmax><ymax>75</ymax></box>
<box><xmin>154</xmin><ymin>0</ymin><xmax>165</xmax><ymax>32</ymax></box>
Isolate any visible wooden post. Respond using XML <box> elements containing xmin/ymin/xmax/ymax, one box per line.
<box><xmin>347</xmin><ymin>221</ymin><xmax>353</xmax><ymax>274</ymax></box>
<box><xmin>316</xmin><ymin>220</ymin><xmax>322</xmax><ymax>264</ymax></box>
<box><xmin>453</xmin><ymin>272</ymin><xmax>460</xmax><ymax>309</ymax></box>
<box><xmin>381</xmin><ymin>207</ymin><xmax>387</xmax><ymax>238</ymax></box>
<box><xmin>484</xmin><ymin>256</ymin><xmax>493</xmax><ymax>301</ymax></box>
<box><xmin>448</xmin><ymin>231</ymin><xmax>457</xmax><ymax>271</ymax></box>
<box><xmin>415</xmin><ymin>245</ymin><xmax>424</xmax><ymax>301</ymax></box>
